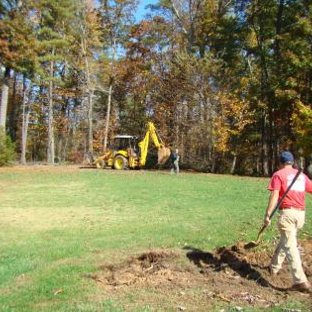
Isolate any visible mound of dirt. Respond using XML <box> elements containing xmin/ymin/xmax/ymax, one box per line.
<box><xmin>88</xmin><ymin>241</ymin><xmax>312</xmax><ymax>310</ymax></box>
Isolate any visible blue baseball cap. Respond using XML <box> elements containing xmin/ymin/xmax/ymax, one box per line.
<box><xmin>280</xmin><ymin>151</ymin><xmax>294</xmax><ymax>164</ymax></box>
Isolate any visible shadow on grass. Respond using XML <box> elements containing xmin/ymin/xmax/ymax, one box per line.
<box><xmin>183</xmin><ymin>245</ymin><xmax>285</xmax><ymax>291</ymax></box>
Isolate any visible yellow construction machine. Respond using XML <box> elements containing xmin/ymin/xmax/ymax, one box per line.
<box><xmin>94</xmin><ymin>122</ymin><xmax>171</xmax><ymax>170</ymax></box>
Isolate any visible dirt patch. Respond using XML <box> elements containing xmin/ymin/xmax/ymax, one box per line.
<box><xmin>88</xmin><ymin>241</ymin><xmax>312</xmax><ymax>311</ymax></box>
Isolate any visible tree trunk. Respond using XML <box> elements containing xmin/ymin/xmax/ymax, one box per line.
<box><xmin>47</xmin><ymin>54</ymin><xmax>55</xmax><ymax>164</ymax></box>
<box><xmin>103</xmin><ymin>33</ymin><xmax>117</xmax><ymax>153</ymax></box>
<box><xmin>272</xmin><ymin>0</ymin><xmax>285</xmax><ymax>171</ymax></box>
<box><xmin>21</xmin><ymin>77</ymin><xmax>30</xmax><ymax>165</ymax></box>
<box><xmin>8</xmin><ymin>72</ymin><xmax>19</xmax><ymax>142</ymax></box>
<box><xmin>0</xmin><ymin>67</ymin><xmax>11</xmax><ymax>130</ymax></box>
<box><xmin>87</xmin><ymin>90</ymin><xmax>94</xmax><ymax>154</ymax></box>
<box><xmin>80</xmin><ymin>22</ymin><xmax>94</xmax><ymax>155</ymax></box>
<box><xmin>231</xmin><ymin>152</ymin><xmax>237</xmax><ymax>174</ymax></box>
<box><xmin>7</xmin><ymin>72</ymin><xmax>18</xmax><ymax>142</ymax></box>
<box><xmin>254</xmin><ymin>6</ymin><xmax>270</xmax><ymax>176</ymax></box>
<box><xmin>103</xmin><ymin>80</ymin><xmax>113</xmax><ymax>152</ymax></box>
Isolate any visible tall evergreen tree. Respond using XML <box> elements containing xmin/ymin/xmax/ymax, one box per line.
<box><xmin>35</xmin><ymin>0</ymin><xmax>77</xmax><ymax>164</ymax></box>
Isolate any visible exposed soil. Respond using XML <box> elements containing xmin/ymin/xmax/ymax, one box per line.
<box><xmin>2</xmin><ymin>166</ymin><xmax>311</xmax><ymax>310</ymax></box>
<box><xmin>89</xmin><ymin>240</ymin><xmax>312</xmax><ymax>311</ymax></box>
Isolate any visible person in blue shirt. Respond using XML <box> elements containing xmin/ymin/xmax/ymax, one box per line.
<box><xmin>170</xmin><ymin>149</ymin><xmax>179</xmax><ymax>174</ymax></box>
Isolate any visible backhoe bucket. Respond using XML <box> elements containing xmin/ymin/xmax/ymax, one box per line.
<box><xmin>158</xmin><ymin>147</ymin><xmax>171</xmax><ymax>165</ymax></box>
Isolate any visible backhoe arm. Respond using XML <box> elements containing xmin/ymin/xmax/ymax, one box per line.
<box><xmin>138</xmin><ymin>122</ymin><xmax>167</xmax><ymax>166</ymax></box>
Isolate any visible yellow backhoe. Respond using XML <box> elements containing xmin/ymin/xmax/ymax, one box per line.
<box><xmin>94</xmin><ymin>122</ymin><xmax>171</xmax><ymax>170</ymax></box>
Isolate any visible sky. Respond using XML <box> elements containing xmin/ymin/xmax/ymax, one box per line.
<box><xmin>94</xmin><ymin>0</ymin><xmax>158</xmax><ymax>21</ymax></box>
<box><xmin>135</xmin><ymin>0</ymin><xmax>158</xmax><ymax>21</ymax></box>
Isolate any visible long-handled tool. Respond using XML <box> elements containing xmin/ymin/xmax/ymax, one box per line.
<box><xmin>244</xmin><ymin>168</ymin><xmax>302</xmax><ymax>249</ymax></box>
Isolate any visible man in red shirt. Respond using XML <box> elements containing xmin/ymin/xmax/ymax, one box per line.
<box><xmin>264</xmin><ymin>151</ymin><xmax>312</xmax><ymax>292</ymax></box>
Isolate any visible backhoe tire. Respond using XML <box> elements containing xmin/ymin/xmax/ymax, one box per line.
<box><xmin>113</xmin><ymin>155</ymin><xmax>128</xmax><ymax>170</ymax></box>
<box><xmin>95</xmin><ymin>159</ymin><xmax>106</xmax><ymax>169</ymax></box>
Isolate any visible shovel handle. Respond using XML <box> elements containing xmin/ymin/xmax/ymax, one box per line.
<box><xmin>255</xmin><ymin>223</ymin><xmax>268</xmax><ymax>243</ymax></box>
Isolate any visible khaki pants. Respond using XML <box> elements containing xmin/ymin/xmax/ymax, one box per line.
<box><xmin>270</xmin><ymin>209</ymin><xmax>307</xmax><ymax>284</ymax></box>
<box><xmin>170</xmin><ymin>160</ymin><xmax>179</xmax><ymax>174</ymax></box>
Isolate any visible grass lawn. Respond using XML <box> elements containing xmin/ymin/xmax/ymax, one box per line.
<box><xmin>0</xmin><ymin>166</ymin><xmax>311</xmax><ymax>311</ymax></box>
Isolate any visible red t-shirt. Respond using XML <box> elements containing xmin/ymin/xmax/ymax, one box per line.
<box><xmin>268</xmin><ymin>167</ymin><xmax>312</xmax><ymax>209</ymax></box>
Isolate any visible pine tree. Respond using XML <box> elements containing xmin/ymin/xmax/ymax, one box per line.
<box><xmin>35</xmin><ymin>0</ymin><xmax>77</xmax><ymax>164</ymax></box>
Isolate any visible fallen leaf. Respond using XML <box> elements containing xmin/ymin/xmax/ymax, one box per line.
<box><xmin>53</xmin><ymin>288</ymin><xmax>63</xmax><ymax>295</ymax></box>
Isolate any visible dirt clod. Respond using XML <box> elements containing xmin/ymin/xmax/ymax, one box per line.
<box><xmin>90</xmin><ymin>240</ymin><xmax>312</xmax><ymax>310</ymax></box>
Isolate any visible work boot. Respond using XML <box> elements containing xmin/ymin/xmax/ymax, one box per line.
<box><xmin>289</xmin><ymin>281</ymin><xmax>312</xmax><ymax>293</ymax></box>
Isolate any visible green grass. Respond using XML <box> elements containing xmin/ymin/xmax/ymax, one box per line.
<box><xmin>0</xmin><ymin>167</ymin><xmax>311</xmax><ymax>311</ymax></box>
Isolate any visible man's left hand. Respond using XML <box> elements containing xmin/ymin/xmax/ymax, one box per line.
<box><xmin>264</xmin><ymin>216</ymin><xmax>271</xmax><ymax>226</ymax></box>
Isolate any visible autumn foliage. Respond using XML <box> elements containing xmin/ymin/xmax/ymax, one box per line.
<box><xmin>0</xmin><ymin>0</ymin><xmax>311</xmax><ymax>175</ymax></box>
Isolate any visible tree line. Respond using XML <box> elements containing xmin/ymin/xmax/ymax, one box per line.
<box><xmin>0</xmin><ymin>0</ymin><xmax>311</xmax><ymax>176</ymax></box>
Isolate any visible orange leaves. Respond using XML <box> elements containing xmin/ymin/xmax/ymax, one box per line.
<box><xmin>292</xmin><ymin>100</ymin><xmax>312</xmax><ymax>155</ymax></box>
<box><xmin>213</xmin><ymin>91</ymin><xmax>255</xmax><ymax>152</ymax></box>
<box><xmin>53</xmin><ymin>87</ymin><xmax>79</xmax><ymax>98</ymax></box>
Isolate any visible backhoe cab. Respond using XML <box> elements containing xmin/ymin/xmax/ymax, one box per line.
<box><xmin>94</xmin><ymin>122</ymin><xmax>170</xmax><ymax>170</ymax></box>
